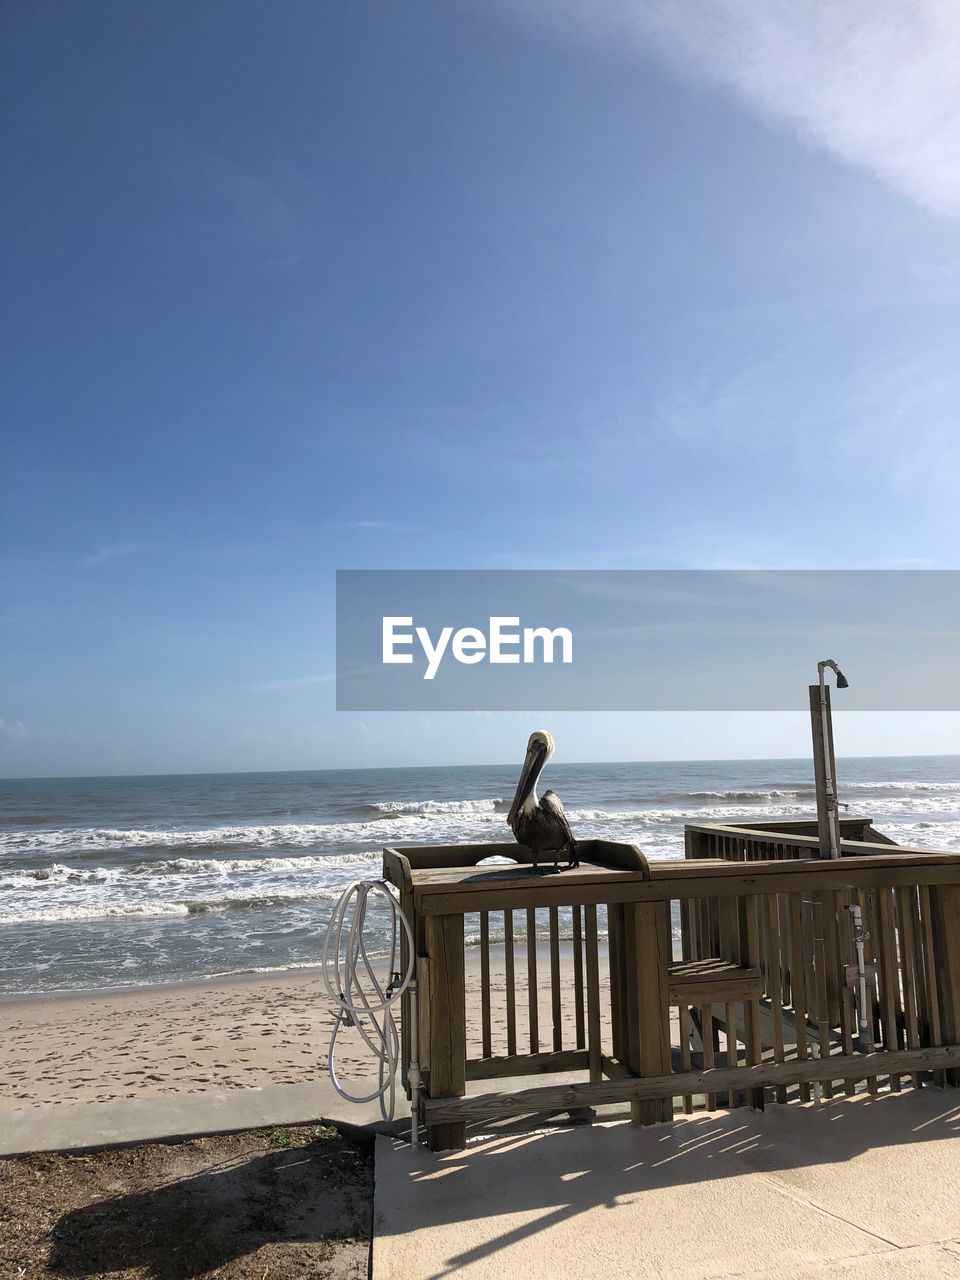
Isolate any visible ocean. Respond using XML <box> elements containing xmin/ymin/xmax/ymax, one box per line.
<box><xmin>1</xmin><ymin>755</ymin><xmax>959</xmax><ymax>998</ymax></box>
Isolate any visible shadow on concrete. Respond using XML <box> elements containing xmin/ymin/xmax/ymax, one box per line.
<box><xmin>380</xmin><ymin>1088</ymin><xmax>960</xmax><ymax>1279</ymax></box>
<box><xmin>47</xmin><ymin>1139</ymin><xmax>370</xmax><ymax>1280</ymax></box>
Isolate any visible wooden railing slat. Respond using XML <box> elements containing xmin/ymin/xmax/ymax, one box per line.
<box><xmin>504</xmin><ymin>908</ymin><xmax>517</xmax><ymax>1057</ymax></box>
<box><xmin>896</xmin><ymin>886</ymin><xmax>922</xmax><ymax>1087</ymax></box>
<box><xmin>919</xmin><ymin>885</ymin><xmax>944</xmax><ymax>1085</ymax></box>
<box><xmin>885</xmin><ymin>890</ymin><xmax>906</xmax><ymax>1090</ymax></box>
<box><xmin>572</xmin><ymin>905</ymin><xmax>586</xmax><ymax>1050</ymax></box>
<box><xmin>480</xmin><ymin>910</ymin><xmax>492</xmax><ymax>1060</ymax></box>
<box><xmin>764</xmin><ymin>893</ymin><xmax>787</xmax><ymax>1103</ymax></box>
<box><xmin>526</xmin><ymin>907</ymin><xmax>539</xmax><ymax>1054</ymax></box>
<box><xmin>549</xmin><ymin>906</ymin><xmax>563</xmax><ymax>1053</ymax></box>
<box><xmin>584</xmin><ymin>903</ymin><xmax>602</xmax><ymax>1084</ymax></box>
<box><xmin>788</xmin><ymin>892</ymin><xmax>811</xmax><ymax>1103</ymax></box>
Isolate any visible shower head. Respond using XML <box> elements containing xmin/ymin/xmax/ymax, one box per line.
<box><xmin>818</xmin><ymin>659</ymin><xmax>849</xmax><ymax>689</ymax></box>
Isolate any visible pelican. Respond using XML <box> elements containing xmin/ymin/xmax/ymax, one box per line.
<box><xmin>507</xmin><ymin>729</ymin><xmax>578</xmax><ymax>873</ymax></box>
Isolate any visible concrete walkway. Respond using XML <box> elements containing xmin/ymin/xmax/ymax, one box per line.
<box><xmin>373</xmin><ymin>1089</ymin><xmax>960</xmax><ymax>1279</ymax></box>
<box><xmin>0</xmin><ymin>1064</ymin><xmax>605</xmax><ymax>1157</ymax></box>
<box><xmin>0</xmin><ymin>1079</ymin><xmax>386</xmax><ymax>1156</ymax></box>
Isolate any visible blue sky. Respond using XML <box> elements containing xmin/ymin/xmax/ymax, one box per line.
<box><xmin>2</xmin><ymin>0</ymin><xmax>960</xmax><ymax>776</ymax></box>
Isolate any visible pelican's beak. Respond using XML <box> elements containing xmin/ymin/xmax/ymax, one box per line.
<box><xmin>507</xmin><ymin>741</ymin><xmax>546</xmax><ymax>826</ymax></box>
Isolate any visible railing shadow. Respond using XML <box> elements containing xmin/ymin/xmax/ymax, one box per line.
<box><xmin>390</xmin><ymin>1088</ymin><xmax>960</xmax><ymax>1278</ymax></box>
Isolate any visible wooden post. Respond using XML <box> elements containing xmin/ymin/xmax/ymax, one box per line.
<box><xmin>425</xmin><ymin>912</ymin><xmax>467</xmax><ymax>1151</ymax></box>
<box><xmin>809</xmin><ymin>683</ymin><xmax>843</xmax><ymax>1027</ymax></box>
<box><xmin>810</xmin><ymin>683</ymin><xmax>838</xmax><ymax>859</ymax></box>
<box><xmin>399</xmin><ymin>885</ymin><xmax>413</xmax><ymax>1093</ymax></box>
<box><xmin>930</xmin><ymin>884</ymin><xmax>960</xmax><ymax>1088</ymax></box>
<box><xmin>622</xmin><ymin>900</ymin><xmax>673</xmax><ymax>1125</ymax></box>
<box><xmin>740</xmin><ymin>895</ymin><xmax>765</xmax><ymax>1109</ymax></box>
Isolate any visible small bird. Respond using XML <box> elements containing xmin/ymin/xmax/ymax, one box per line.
<box><xmin>507</xmin><ymin>729</ymin><xmax>578</xmax><ymax>873</ymax></box>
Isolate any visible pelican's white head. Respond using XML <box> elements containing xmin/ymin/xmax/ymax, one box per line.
<box><xmin>526</xmin><ymin>729</ymin><xmax>555</xmax><ymax>759</ymax></box>
<box><xmin>507</xmin><ymin>729</ymin><xmax>556</xmax><ymax>826</ymax></box>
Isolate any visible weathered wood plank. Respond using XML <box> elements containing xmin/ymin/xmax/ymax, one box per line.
<box><xmin>857</xmin><ymin>887</ymin><xmax>880</xmax><ymax>1094</ymax></box>
<box><xmin>832</xmin><ymin>891</ymin><xmax>856</xmax><ymax>1097</ymax></box>
<box><xmin>504</xmin><ymin>909</ymin><xmax>517</xmax><ymax>1058</ymax></box>
<box><xmin>608</xmin><ymin>903</ymin><xmax>625</xmax><ymax>1065</ymax></box>
<box><xmin>812</xmin><ymin>893</ymin><xmax>834</xmax><ymax>1100</ymax></box>
<box><xmin>526</xmin><ymin>907</ymin><xmax>539</xmax><ymax>1054</ymax></box>
<box><xmin>668</xmin><ymin>973</ymin><xmax>764</xmax><ymax>1004</ymax></box>
<box><xmin>699</xmin><ymin>1003</ymin><xmax>717</xmax><ymax>1109</ymax></box>
<box><xmin>549</xmin><ymin>906</ymin><xmax>563</xmax><ymax>1053</ymax></box>
<box><xmin>479</xmin><ymin>910</ymin><xmax>492</xmax><ymax>1060</ymax></box>
<box><xmin>399</xmin><ymin>885</ymin><xmax>414</xmax><ymax>1091</ymax></box>
<box><xmin>725</xmin><ymin>999</ymin><xmax>739</xmax><ymax>1108</ymax></box>
<box><xmin>424</xmin><ymin>1046</ymin><xmax>960</xmax><ymax>1123</ymax></box>
<box><xmin>679</xmin><ymin>827</ymin><xmax>955</xmax><ymax>861</ymax></box>
<box><xmin>896</xmin><ymin>886</ymin><xmax>922</xmax><ymax>1087</ymax></box>
<box><xmin>931</xmin><ymin>884</ymin><xmax>960</xmax><ymax>1087</ymax></box>
<box><xmin>764</xmin><ymin>893</ymin><xmax>787</xmax><ymax>1103</ymax></box>
<box><xmin>742</xmin><ymin>895</ymin><xmax>764</xmax><ymax>1109</ymax></box>
<box><xmin>919</xmin><ymin>885</ymin><xmax>944</xmax><ymax>1085</ymax></box>
<box><xmin>418</xmin><ymin>956</ymin><xmax>431</xmax><ymax>1074</ymax></box>
<box><xmin>425</xmin><ymin>913</ymin><xmax>466</xmax><ymax>1150</ymax></box>
<box><xmin>465</xmin><ymin>1049</ymin><xmax>589</xmax><ymax>1081</ymax></box>
<box><xmin>885</xmin><ymin>890</ymin><xmax>906</xmax><ymax>1090</ymax></box>
<box><xmin>572</xmin><ymin>905</ymin><xmax>586</xmax><ymax>1050</ymax></box>
<box><xmin>788</xmin><ymin>892</ymin><xmax>811</xmax><ymax>1103</ymax></box>
<box><xmin>584</xmin><ymin>903</ymin><xmax>602</xmax><ymax>1084</ymax></box>
<box><xmin>417</xmin><ymin>860</ymin><xmax>960</xmax><ymax>915</ymax></box>
<box><xmin>679</xmin><ymin>1003</ymin><xmax>693</xmax><ymax>1114</ymax></box>
<box><xmin>623</xmin><ymin>901</ymin><xmax>673</xmax><ymax>1124</ymax></box>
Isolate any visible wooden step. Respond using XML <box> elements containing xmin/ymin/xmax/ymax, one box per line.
<box><xmin>667</xmin><ymin>957</ymin><xmax>763</xmax><ymax>1004</ymax></box>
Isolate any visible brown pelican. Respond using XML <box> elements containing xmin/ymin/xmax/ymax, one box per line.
<box><xmin>507</xmin><ymin>729</ymin><xmax>578</xmax><ymax>873</ymax></box>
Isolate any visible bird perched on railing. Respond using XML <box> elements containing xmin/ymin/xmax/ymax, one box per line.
<box><xmin>507</xmin><ymin>729</ymin><xmax>578</xmax><ymax>873</ymax></box>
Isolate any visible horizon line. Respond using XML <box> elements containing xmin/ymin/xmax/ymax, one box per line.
<box><xmin>3</xmin><ymin>750</ymin><xmax>959</xmax><ymax>785</ymax></box>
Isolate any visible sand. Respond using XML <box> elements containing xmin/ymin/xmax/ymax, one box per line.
<box><xmin>1</xmin><ymin>1124</ymin><xmax>371</xmax><ymax>1279</ymax></box>
<box><xmin>0</xmin><ymin>970</ymin><xmax>340</xmax><ymax>1111</ymax></box>
<box><xmin>0</xmin><ymin>943</ymin><xmax>618</xmax><ymax>1113</ymax></box>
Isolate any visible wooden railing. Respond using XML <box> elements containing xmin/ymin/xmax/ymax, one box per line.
<box><xmin>684</xmin><ymin>816</ymin><xmax>904</xmax><ymax>862</ymax></box>
<box><xmin>384</xmin><ymin>832</ymin><xmax>960</xmax><ymax>1150</ymax></box>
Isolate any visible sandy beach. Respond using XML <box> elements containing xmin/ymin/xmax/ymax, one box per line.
<box><xmin>0</xmin><ymin>944</ymin><xmax>616</xmax><ymax>1113</ymax></box>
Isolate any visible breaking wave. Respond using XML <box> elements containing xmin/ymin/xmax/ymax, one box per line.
<box><xmin>0</xmin><ymin>823</ymin><xmax>353</xmax><ymax>856</ymax></box>
<box><xmin>0</xmin><ymin>850</ymin><xmax>381</xmax><ymax>889</ymax></box>
<box><xmin>686</xmin><ymin>789</ymin><xmax>810</xmax><ymax>802</ymax></box>
<box><xmin>366</xmin><ymin>797</ymin><xmax>510</xmax><ymax>816</ymax></box>
<box><xmin>6</xmin><ymin>793</ymin><xmax>959</xmax><ymax>863</ymax></box>
<box><xmin>0</xmin><ymin>887</ymin><xmax>342</xmax><ymax>927</ymax></box>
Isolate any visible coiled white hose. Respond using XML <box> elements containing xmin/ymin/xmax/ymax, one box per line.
<box><xmin>321</xmin><ymin>880</ymin><xmax>415</xmax><ymax>1124</ymax></box>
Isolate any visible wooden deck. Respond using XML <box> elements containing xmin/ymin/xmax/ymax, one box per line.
<box><xmin>383</xmin><ymin>822</ymin><xmax>960</xmax><ymax>1151</ymax></box>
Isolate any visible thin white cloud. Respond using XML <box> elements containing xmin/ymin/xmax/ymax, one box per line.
<box><xmin>323</xmin><ymin>520</ymin><xmax>428</xmax><ymax>531</ymax></box>
<box><xmin>255</xmin><ymin>666</ymin><xmax>381</xmax><ymax>693</ymax></box>
<box><xmin>0</xmin><ymin>719</ymin><xmax>27</xmax><ymax>738</ymax></box>
<box><xmin>79</xmin><ymin>543</ymin><xmax>149</xmax><ymax>569</ymax></box>
<box><xmin>498</xmin><ymin>0</ymin><xmax>960</xmax><ymax>217</ymax></box>
<box><xmin>255</xmin><ymin>673</ymin><xmax>337</xmax><ymax>692</ymax></box>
